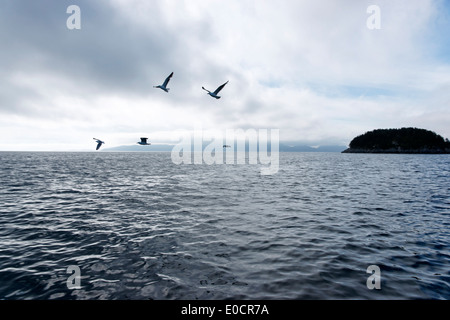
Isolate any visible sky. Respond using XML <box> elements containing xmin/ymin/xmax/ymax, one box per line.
<box><xmin>1</xmin><ymin>0</ymin><xmax>449</xmax><ymax>151</ymax></box>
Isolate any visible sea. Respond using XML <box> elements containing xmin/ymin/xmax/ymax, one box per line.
<box><xmin>0</xmin><ymin>151</ymin><xmax>448</xmax><ymax>300</ymax></box>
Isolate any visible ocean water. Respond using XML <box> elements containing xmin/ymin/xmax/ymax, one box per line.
<box><xmin>0</xmin><ymin>151</ymin><xmax>448</xmax><ymax>300</ymax></box>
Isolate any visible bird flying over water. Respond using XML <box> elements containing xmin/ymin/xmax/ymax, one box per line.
<box><xmin>93</xmin><ymin>138</ymin><xmax>105</xmax><ymax>150</ymax></box>
<box><xmin>137</xmin><ymin>137</ymin><xmax>151</xmax><ymax>145</ymax></box>
<box><xmin>202</xmin><ymin>80</ymin><xmax>228</xmax><ymax>99</ymax></box>
<box><xmin>153</xmin><ymin>72</ymin><xmax>173</xmax><ymax>92</ymax></box>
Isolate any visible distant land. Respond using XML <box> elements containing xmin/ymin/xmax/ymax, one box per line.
<box><xmin>102</xmin><ymin>143</ymin><xmax>347</xmax><ymax>153</ymax></box>
<box><xmin>342</xmin><ymin>127</ymin><xmax>450</xmax><ymax>154</ymax></box>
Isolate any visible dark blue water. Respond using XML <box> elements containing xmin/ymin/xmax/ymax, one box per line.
<box><xmin>0</xmin><ymin>152</ymin><xmax>448</xmax><ymax>299</ymax></box>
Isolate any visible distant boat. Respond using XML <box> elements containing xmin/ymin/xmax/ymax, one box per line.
<box><xmin>202</xmin><ymin>80</ymin><xmax>228</xmax><ymax>99</ymax></box>
<box><xmin>93</xmin><ymin>138</ymin><xmax>105</xmax><ymax>150</ymax></box>
<box><xmin>137</xmin><ymin>137</ymin><xmax>151</xmax><ymax>145</ymax></box>
<box><xmin>153</xmin><ymin>72</ymin><xmax>173</xmax><ymax>93</ymax></box>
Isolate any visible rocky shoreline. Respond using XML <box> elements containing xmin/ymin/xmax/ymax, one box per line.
<box><xmin>342</xmin><ymin>147</ymin><xmax>450</xmax><ymax>154</ymax></box>
<box><xmin>343</xmin><ymin>128</ymin><xmax>450</xmax><ymax>154</ymax></box>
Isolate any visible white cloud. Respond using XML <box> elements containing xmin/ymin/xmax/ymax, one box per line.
<box><xmin>0</xmin><ymin>0</ymin><xmax>449</xmax><ymax>151</ymax></box>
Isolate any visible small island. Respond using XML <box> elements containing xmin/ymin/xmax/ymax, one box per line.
<box><xmin>342</xmin><ymin>127</ymin><xmax>450</xmax><ymax>154</ymax></box>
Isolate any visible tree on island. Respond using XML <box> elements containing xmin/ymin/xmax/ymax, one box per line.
<box><xmin>343</xmin><ymin>127</ymin><xmax>450</xmax><ymax>153</ymax></box>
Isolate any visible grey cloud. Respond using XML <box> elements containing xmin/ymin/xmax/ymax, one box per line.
<box><xmin>0</xmin><ymin>1</ymin><xmax>217</xmax><ymax>99</ymax></box>
<box><xmin>2</xmin><ymin>0</ymin><xmax>448</xmax><ymax>151</ymax></box>
<box><xmin>0</xmin><ymin>0</ymin><xmax>234</xmax><ymax>122</ymax></box>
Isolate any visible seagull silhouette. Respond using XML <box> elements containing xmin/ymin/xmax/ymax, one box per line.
<box><xmin>153</xmin><ymin>72</ymin><xmax>173</xmax><ymax>92</ymax></box>
<box><xmin>93</xmin><ymin>138</ymin><xmax>105</xmax><ymax>150</ymax></box>
<box><xmin>137</xmin><ymin>137</ymin><xmax>151</xmax><ymax>145</ymax></box>
<box><xmin>202</xmin><ymin>80</ymin><xmax>228</xmax><ymax>99</ymax></box>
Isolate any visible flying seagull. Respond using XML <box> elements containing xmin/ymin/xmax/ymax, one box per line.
<box><xmin>154</xmin><ymin>72</ymin><xmax>173</xmax><ymax>92</ymax></box>
<box><xmin>137</xmin><ymin>137</ymin><xmax>151</xmax><ymax>145</ymax></box>
<box><xmin>202</xmin><ymin>80</ymin><xmax>228</xmax><ymax>99</ymax></box>
<box><xmin>93</xmin><ymin>138</ymin><xmax>105</xmax><ymax>150</ymax></box>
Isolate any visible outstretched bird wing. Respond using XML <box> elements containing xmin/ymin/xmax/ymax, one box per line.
<box><xmin>96</xmin><ymin>142</ymin><xmax>102</xmax><ymax>150</ymax></box>
<box><xmin>213</xmin><ymin>81</ymin><xmax>228</xmax><ymax>94</ymax></box>
<box><xmin>162</xmin><ymin>72</ymin><xmax>173</xmax><ymax>87</ymax></box>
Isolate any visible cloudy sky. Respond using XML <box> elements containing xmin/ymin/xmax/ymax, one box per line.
<box><xmin>1</xmin><ymin>0</ymin><xmax>449</xmax><ymax>151</ymax></box>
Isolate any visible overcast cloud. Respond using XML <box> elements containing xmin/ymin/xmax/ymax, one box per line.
<box><xmin>0</xmin><ymin>0</ymin><xmax>449</xmax><ymax>151</ymax></box>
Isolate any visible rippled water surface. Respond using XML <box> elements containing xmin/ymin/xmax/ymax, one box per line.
<box><xmin>0</xmin><ymin>152</ymin><xmax>449</xmax><ymax>299</ymax></box>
